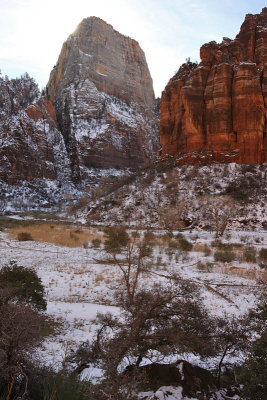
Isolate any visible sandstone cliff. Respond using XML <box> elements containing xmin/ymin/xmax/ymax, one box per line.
<box><xmin>0</xmin><ymin>74</ymin><xmax>71</xmax><ymax>184</ymax></box>
<box><xmin>160</xmin><ymin>8</ymin><xmax>267</xmax><ymax>164</ymax></box>
<box><xmin>47</xmin><ymin>17</ymin><xmax>158</xmax><ymax>179</ymax></box>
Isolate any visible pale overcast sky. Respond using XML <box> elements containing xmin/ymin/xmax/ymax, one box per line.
<box><xmin>0</xmin><ymin>0</ymin><xmax>266</xmax><ymax>97</ymax></box>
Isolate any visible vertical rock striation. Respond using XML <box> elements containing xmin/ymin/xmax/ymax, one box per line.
<box><xmin>160</xmin><ymin>8</ymin><xmax>267</xmax><ymax>164</ymax></box>
<box><xmin>47</xmin><ymin>17</ymin><xmax>159</xmax><ymax>180</ymax></box>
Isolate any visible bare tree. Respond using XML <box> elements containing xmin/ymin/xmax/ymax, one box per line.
<box><xmin>213</xmin><ymin>316</ymin><xmax>250</xmax><ymax>387</ymax></box>
<box><xmin>198</xmin><ymin>195</ymin><xmax>237</xmax><ymax>238</ymax></box>
<box><xmin>158</xmin><ymin>202</ymin><xmax>187</xmax><ymax>233</ymax></box>
<box><xmin>72</xmin><ymin>279</ymin><xmax>217</xmax><ymax>398</ymax></box>
<box><xmin>104</xmin><ymin>227</ymin><xmax>153</xmax><ymax>305</ymax></box>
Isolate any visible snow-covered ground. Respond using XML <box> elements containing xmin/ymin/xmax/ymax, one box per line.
<box><xmin>0</xmin><ymin>226</ymin><xmax>266</xmax><ymax>373</ymax></box>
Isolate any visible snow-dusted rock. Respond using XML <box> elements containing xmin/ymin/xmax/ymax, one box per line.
<box><xmin>0</xmin><ymin>74</ymin><xmax>71</xmax><ymax>183</ymax></box>
<box><xmin>47</xmin><ymin>17</ymin><xmax>159</xmax><ymax>178</ymax></box>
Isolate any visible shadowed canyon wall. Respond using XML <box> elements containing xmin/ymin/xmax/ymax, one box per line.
<box><xmin>0</xmin><ymin>75</ymin><xmax>71</xmax><ymax>184</ymax></box>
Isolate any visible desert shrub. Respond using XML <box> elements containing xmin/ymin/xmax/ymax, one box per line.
<box><xmin>195</xmin><ymin>243</ymin><xmax>212</xmax><ymax>256</ymax></box>
<box><xmin>17</xmin><ymin>231</ymin><xmax>33</xmax><ymax>241</ymax></box>
<box><xmin>197</xmin><ymin>261</ymin><xmax>213</xmax><ymax>272</ymax></box>
<box><xmin>211</xmin><ymin>240</ymin><xmax>233</xmax><ymax>250</ymax></box>
<box><xmin>104</xmin><ymin>226</ymin><xmax>129</xmax><ymax>254</ymax></box>
<box><xmin>225</xmin><ymin>180</ymin><xmax>249</xmax><ymax>202</ymax></box>
<box><xmin>69</xmin><ymin>231</ymin><xmax>79</xmax><ymax>241</ymax></box>
<box><xmin>0</xmin><ymin>261</ymin><xmax>46</xmax><ymax>310</ymax></box>
<box><xmin>70</xmin><ymin>195</ymin><xmax>90</xmax><ymax>214</ymax></box>
<box><xmin>239</xmin><ymin>301</ymin><xmax>267</xmax><ymax>400</ymax></box>
<box><xmin>204</xmin><ymin>244</ymin><xmax>212</xmax><ymax>256</ymax></box>
<box><xmin>197</xmin><ymin>261</ymin><xmax>206</xmax><ymax>271</ymax></box>
<box><xmin>42</xmin><ymin>374</ymin><xmax>89</xmax><ymax>400</ymax></box>
<box><xmin>131</xmin><ymin>231</ymin><xmax>140</xmax><ymax>239</ymax></box>
<box><xmin>95</xmin><ymin>273</ymin><xmax>104</xmax><ymax>282</ymax></box>
<box><xmin>83</xmin><ymin>241</ymin><xmax>89</xmax><ymax>249</ymax></box>
<box><xmin>24</xmin><ymin>365</ymin><xmax>91</xmax><ymax>400</ymax></box>
<box><xmin>243</xmin><ymin>247</ymin><xmax>256</xmax><ymax>263</ymax></box>
<box><xmin>168</xmin><ymin>240</ymin><xmax>180</xmax><ymax>249</ymax></box>
<box><xmin>259</xmin><ymin>248</ymin><xmax>267</xmax><ymax>261</ymax></box>
<box><xmin>239</xmin><ymin>331</ymin><xmax>267</xmax><ymax>400</ymax></box>
<box><xmin>225</xmin><ymin>173</ymin><xmax>262</xmax><ymax>203</ymax></box>
<box><xmin>156</xmin><ymin>256</ymin><xmax>162</xmax><ymax>267</ymax></box>
<box><xmin>259</xmin><ymin>248</ymin><xmax>267</xmax><ymax>269</ymax></box>
<box><xmin>214</xmin><ymin>250</ymin><xmax>235</xmax><ymax>263</ymax></box>
<box><xmin>143</xmin><ymin>231</ymin><xmax>155</xmax><ymax>243</ymax></box>
<box><xmin>177</xmin><ymin>236</ymin><xmax>193</xmax><ymax>251</ymax></box>
<box><xmin>164</xmin><ymin>232</ymin><xmax>174</xmax><ymax>240</ymax></box>
<box><xmin>91</xmin><ymin>238</ymin><xmax>101</xmax><ymax>248</ymax></box>
<box><xmin>155</xmin><ymin>158</ymin><xmax>175</xmax><ymax>173</ymax></box>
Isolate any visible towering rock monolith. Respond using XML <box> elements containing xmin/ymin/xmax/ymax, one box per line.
<box><xmin>47</xmin><ymin>17</ymin><xmax>158</xmax><ymax>180</ymax></box>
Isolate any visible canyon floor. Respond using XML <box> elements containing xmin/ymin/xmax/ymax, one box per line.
<box><xmin>0</xmin><ymin>218</ymin><xmax>266</xmax><ymax>380</ymax></box>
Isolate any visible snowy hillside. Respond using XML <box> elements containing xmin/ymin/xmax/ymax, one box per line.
<box><xmin>78</xmin><ymin>161</ymin><xmax>267</xmax><ymax>231</ymax></box>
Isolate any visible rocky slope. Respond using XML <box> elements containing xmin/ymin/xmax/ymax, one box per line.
<box><xmin>77</xmin><ymin>161</ymin><xmax>267</xmax><ymax>232</ymax></box>
<box><xmin>160</xmin><ymin>8</ymin><xmax>267</xmax><ymax>164</ymax></box>
<box><xmin>47</xmin><ymin>17</ymin><xmax>159</xmax><ymax>180</ymax></box>
<box><xmin>0</xmin><ymin>74</ymin><xmax>71</xmax><ymax>184</ymax></box>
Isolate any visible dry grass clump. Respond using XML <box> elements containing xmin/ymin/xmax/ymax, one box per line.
<box><xmin>193</xmin><ymin>243</ymin><xmax>212</xmax><ymax>256</ymax></box>
<box><xmin>194</xmin><ymin>243</ymin><xmax>206</xmax><ymax>252</ymax></box>
<box><xmin>17</xmin><ymin>232</ymin><xmax>34</xmax><ymax>241</ymax></box>
<box><xmin>259</xmin><ymin>248</ymin><xmax>267</xmax><ymax>261</ymax></box>
<box><xmin>91</xmin><ymin>238</ymin><xmax>102</xmax><ymax>248</ymax></box>
<box><xmin>243</xmin><ymin>247</ymin><xmax>257</xmax><ymax>263</ymax></box>
<box><xmin>8</xmin><ymin>223</ymin><xmax>103</xmax><ymax>248</ymax></box>
<box><xmin>214</xmin><ymin>250</ymin><xmax>236</xmax><ymax>263</ymax></box>
<box><xmin>95</xmin><ymin>273</ymin><xmax>104</xmax><ymax>283</ymax></box>
<box><xmin>69</xmin><ymin>231</ymin><xmax>79</xmax><ymax>241</ymax></box>
<box><xmin>214</xmin><ymin>265</ymin><xmax>267</xmax><ymax>282</ymax></box>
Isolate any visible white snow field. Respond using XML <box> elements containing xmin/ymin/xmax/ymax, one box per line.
<box><xmin>0</xmin><ymin>225</ymin><xmax>266</xmax><ymax>374</ymax></box>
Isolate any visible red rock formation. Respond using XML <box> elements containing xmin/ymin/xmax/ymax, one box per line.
<box><xmin>26</xmin><ymin>97</ymin><xmax>57</xmax><ymax>124</ymax></box>
<box><xmin>0</xmin><ymin>75</ymin><xmax>71</xmax><ymax>184</ymax></box>
<box><xmin>160</xmin><ymin>8</ymin><xmax>267</xmax><ymax>164</ymax></box>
